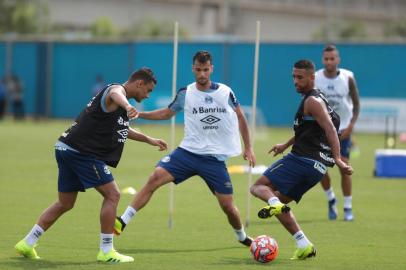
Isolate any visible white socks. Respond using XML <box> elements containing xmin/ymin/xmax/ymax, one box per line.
<box><xmin>100</xmin><ymin>233</ymin><xmax>113</xmax><ymax>253</ymax></box>
<box><xmin>120</xmin><ymin>206</ymin><xmax>137</xmax><ymax>225</ymax></box>
<box><xmin>293</xmin><ymin>230</ymin><xmax>311</xmax><ymax>248</ymax></box>
<box><xmin>344</xmin><ymin>196</ymin><xmax>352</xmax><ymax>209</ymax></box>
<box><xmin>234</xmin><ymin>227</ymin><xmax>247</xmax><ymax>242</ymax></box>
<box><xmin>24</xmin><ymin>224</ymin><xmax>44</xmax><ymax>246</ymax></box>
<box><xmin>267</xmin><ymin>196</ymin><xmax>281</xmax><ymax>206</ymax></box>
<box><xmin>325</xmin><ymin>187</ymin><xmax>336</xmax><ymax>201</ymax></box>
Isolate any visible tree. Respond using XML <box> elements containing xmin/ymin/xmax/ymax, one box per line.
<box><xmin>384</xmin><ymin>18</ymin><xmax>406</xmax><ymax>38</ymax></box>
<box><xmin>313</xmin><ymin>20</ymin><xmax>367</xmax><ymax>41</ymax></box>
<box><xmin>90</xmin><ymin>17</ymin><xmax>118</xmax><ymax>37</ymax></box>
<box><xmin>125</xmin><ymin>19</ymin><xmax>188</xmax><ymax>39</ymax></box>
<box><xmin>0</xmin><ymin>0</ymin><xmax>49</xmax><ymax>34</ymax></box>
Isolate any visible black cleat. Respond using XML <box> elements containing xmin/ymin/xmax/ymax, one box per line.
<box><xmin>239</xmin><ymin>236</ymin><xmax>253</xmax><ymax>247</ymax></box>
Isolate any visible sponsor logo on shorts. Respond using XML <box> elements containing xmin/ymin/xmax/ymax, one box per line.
<box><xmin>224</xmin><ymin>181</ymin><xmax>232</xmax><ymax>189</ymax></box>
<box><xmin>104</xmin><ymin>165</ymin><xmax>111</xmax><ymax>175</ymax></box>
<box><xmin>313</xmin><ymin>162</ymin><xmax>327</xmax><ymax>174</ymax></box>
<box><xmin>161</xmin><ymin>156</ymin><xmax>170</xmax><ymax>163</ymax></box>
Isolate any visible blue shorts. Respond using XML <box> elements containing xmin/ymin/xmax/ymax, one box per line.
<box><xmin>263</xmin><ymin>153</ymin><xmax>327</xmax><ymax>203</ymax></box>
<box><xmin>340</xmin><ymin>136</ymin><xmax>352</xmax><ymax>159</ymax></box>
<box><xmin>55</xmin><ymin>148</ymin><xmax>114</xmax><ymax>192</ymax></box>
<box><xmin>157</xmin><ymin>147</ymin><xmax>233</xmax><ymax>194</ymax></box>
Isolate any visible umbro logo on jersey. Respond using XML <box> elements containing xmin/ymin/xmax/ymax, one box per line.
<box><xmin>117</xmin><ymin>129</ymin><xmax>128</xmax><ymax>142</ymax></box>
<box><xmin>200</xmin><ymin>115</ymin><xmax>220</xmax><ymax>125</ymax></box>
<box><xmin>117</xmin><ymin>129</ymin><xmax>128</xmax><ymax>138</ymax></box>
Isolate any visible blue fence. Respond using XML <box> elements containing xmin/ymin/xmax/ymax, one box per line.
<box><xmin>1</xmin><ymin>41</ymin><xmax>405</xmax><ymax>126</ymax></box>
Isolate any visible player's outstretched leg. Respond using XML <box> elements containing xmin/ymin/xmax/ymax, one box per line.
<box><xmin>215</xmin><ymin>193</ymin><xmax>253</xmax><ymax>247</ymax></box>
<box><xmin>115</xmin><ymin>167</ymin><xmax>174</xmax><ymax>236</ymax></box>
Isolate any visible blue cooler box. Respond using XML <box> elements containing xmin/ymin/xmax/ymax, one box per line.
<box><xmin>375</xmin><ymin>149</ymin><xmax>406</xmax><ymax>178</ymax></box>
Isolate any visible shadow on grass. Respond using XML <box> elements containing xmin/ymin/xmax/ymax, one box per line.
<box><xmin>121</xmin><ymin>246</ymin><xmax>240</xmax><ymax>254</ymax></box>
<box><xmin>247</xmin><ymin>217</ymin><xmax>328</xmax><ymax>226</ymax></box>
<box><xmin>1</xmin><ymin>257</ymin><xmax>98</xmax><ymax>269</ymax></box>
<box><xmin>210</xmin><ymin>257</ymin><xmax>289</xmax><ymax>267</ymax></box>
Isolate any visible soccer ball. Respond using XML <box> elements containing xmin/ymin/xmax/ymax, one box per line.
<box><xmin>250</xmin><ymin>235</ymin><xmax>278</xmax><ymax>263</ymax></box>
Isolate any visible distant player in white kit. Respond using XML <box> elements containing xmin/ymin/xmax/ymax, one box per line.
<box><xmin>315</xmin><ymin>44</ymin><xmax>360</xmax><ymax>221</ymax></box>
<box><xmin>114</xmin><ymin>50</ymin><xmax>256</xmax><ymax>246</ymax></box>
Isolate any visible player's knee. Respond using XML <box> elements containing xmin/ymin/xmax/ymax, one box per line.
<box><xmin>220</xmin><ymin>201</ymin><xmax>237</xmax><ymax>214</ymax></box>
<box><xmin>58</xmin><ymin>201</ymin><xmax>75</xmax><ymax>212</ymax></box>
<box><xmin>108</xmin><ymin>189</ymin><xmax>121</xmax><ymax>204</ymax></box>
<box><xmin>147</xmin><ymin>173</ymin><xmax>166</xmax><ymax>190</ymax></box>
<box><xmin>250</xmin><ymin>184</ymin><xmax>260</xmax><ymax>196</ymax></box>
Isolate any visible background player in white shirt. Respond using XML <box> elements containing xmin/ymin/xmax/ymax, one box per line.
<box><xmin>315</xmin><ymin>44</ymin><xmax>360</xmax><ymax>221</ymax></box>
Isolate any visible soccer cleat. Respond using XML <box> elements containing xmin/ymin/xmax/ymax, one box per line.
<box><xmin>328</xmin><ymin>198</ymin><xmax>338</xmax><ymax>220</ymax></box>
<box><xmin>113</xmin><ymin>217</ymin><xmax>126</xmax><ymax>236</ymax></box>
<box><xmin>15</xmin><ymin>239</ymin><xmax>40</xmax><ymax>259</ymax></box>
<box><xmin>290</xmin><ymin>244</ymin><xmax>316</xmax><ymax>260</ymax></box>
<box><xmin>97</xmin><ymin>249</ymin><xmax>134</xmax><ymax>263</ymax></box>
<box><xmin>257</xmin><ymin>203</ymin><xmax>290</xmax><ymax>219</ymax></box>
<box><xmin>239</xmin><ymin>236</ymin><xmax>253</xmax><ymax>247</ymax></box>
<box><xmin>344</xmin><ymin>208</ymin><xmax>354</xmax><ymax>221</ymax></box>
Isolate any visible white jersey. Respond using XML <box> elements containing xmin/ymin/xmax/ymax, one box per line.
<box><xmin>179</xmin><ymin>82</ymin><xmax>242</xmax><ymax>157</ymax></box>
<box><xmin>315</xmin><ymin>68</ymin><xmax>354</xmax><ymax>131</ymax></box>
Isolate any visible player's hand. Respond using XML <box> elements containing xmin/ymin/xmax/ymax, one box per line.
<box><xmin>150</xmin><ymin>138</ymin><xmax>168</xmax><ymax>151</ymax></box>
<box><xmin>268</xmin><ymin>143</ymin><xmax>287</xmax><ymax>156</ymax></box>
<box><xmin>243</xmin><ymin>146</ymin><xmax>256</xmax><ymax>167</ymax></box>
<box><xmin>126</xmin><ymin>105</ymin><xmax>139</xmax><ymax>120</ymax></box>
<box><xmin>340</xmin><ymin>124</ymin><xmax>354</xmax><ymax>140</ymax></box>
<box><xmin>336</xmin><ymin>158</ymin><xmax>353</xmax><ymax>175</ymax></box>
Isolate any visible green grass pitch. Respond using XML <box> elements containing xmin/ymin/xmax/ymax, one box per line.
<box><xmin>0</xmin><ymin>119</ymin><xmax>405</xmax><ymax>270</ymax></box>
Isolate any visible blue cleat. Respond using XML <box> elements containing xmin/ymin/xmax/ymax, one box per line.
<box><xmin>344</xmin><ymin>208</ymin><xmax>354</xmax><ymax>221</ymax></box>
<box><xmin>328</xmin><ymin>198</ymin><xmax>338</xmax><ymax>220</ymax></box>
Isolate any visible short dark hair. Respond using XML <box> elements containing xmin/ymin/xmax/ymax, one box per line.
<box><xmin>128</xmin><ymin>67</ymin><xmax>157</xmax><ymax>84</ymax></box>
<box><xmin>323</xmin><ymin>44</ymin><xmax>338</xmax><ymax>53</ymax></box>
<box><xmin>294</xmin><ymin>59</ymin><xmax>315</xmax><ymax>72</ymax></box>
<box><xmin>193</xmin><ymin>50</ymin><xmax>212</xmax><ymax>64</ymax></box>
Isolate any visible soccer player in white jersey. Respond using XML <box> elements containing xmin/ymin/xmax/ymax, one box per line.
<box><xmin>315</xmin><ymin>44</ymin><xmax>360</xmax><ymax>221</ymax></box>
<box><xmin>114</xmin><ymin>50</ymin><xmax>256</xmax><ymax>247</ymax></box>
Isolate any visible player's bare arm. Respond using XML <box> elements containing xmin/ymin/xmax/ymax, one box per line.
<box><xmin>235</xmin><ymin>105</ymin><xmax>256</xmax><ymax>167</ymax></box>
<box><xmin>269</xmin><ymin>136</ymin><xmax>295</xmax><ymax>156</ymax></box>
<box><xmin>138</xmin><ymin>107</ymin><xmax>176</xmax><ymax>120</ymax></box>
<box><xmin>341</xmin><ymin>76</ymin><xmax>361</xmax><ymax>139</ymax></box>
<box><xmin>305</xmin><ymin>96</ymin><xmax>353</xmax><ymax>175</ymax></box>
<box><xmin>127</xmin><ymin>128</ymin><xmax>167</xmax><ymax>151</ymax></box>
<box><xmin>106</xmin><ymin>85</ymin><xmax>138</xmax><ymax>119</ymax></box>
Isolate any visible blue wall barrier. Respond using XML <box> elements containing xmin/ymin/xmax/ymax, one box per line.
<box><xmin>0</xmin><ymin>41</ymin><xmax>405</xmax><ymax>126</ymax></box>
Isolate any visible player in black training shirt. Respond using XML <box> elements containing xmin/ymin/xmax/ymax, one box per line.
<box><xmin>250</xmin><ymin>60</ymin><xmax>353</xmax><ymax>260</ymax></box>
<box><xmin>15</xmin><ymin>68</ymin><xmax>167</xmax><ymax>263</ymax></box>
